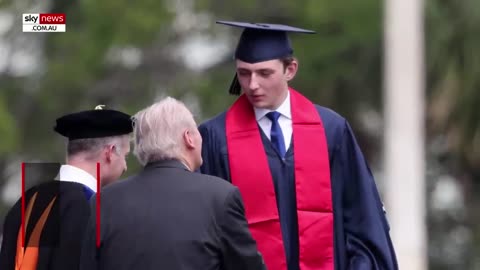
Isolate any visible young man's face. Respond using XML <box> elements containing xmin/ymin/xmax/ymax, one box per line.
<box><xmin>236</xmin><ymin>58</ymin><xmax>297</xmax><ymax>110</ymax></box>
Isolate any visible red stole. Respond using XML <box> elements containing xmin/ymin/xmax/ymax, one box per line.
<box><xmin>225</xmin><ymin>88</ymin><xmax>334</xmax><ymax>270</ymax></box>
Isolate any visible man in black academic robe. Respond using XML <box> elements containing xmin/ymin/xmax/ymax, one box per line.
<box><xmin>0</xmin><ymin>106</ymin><xmax>133</xmax><ymax>270</ymax></box>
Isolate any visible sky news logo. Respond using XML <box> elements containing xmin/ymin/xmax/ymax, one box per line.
<box><xmin>23</xmin><ymin>13</ymin><xmax>66</xmax><ymax>32</ymax></box>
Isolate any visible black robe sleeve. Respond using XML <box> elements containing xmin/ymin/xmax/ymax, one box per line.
<box><xmin>332</xmin><ymin>121</ymin><xmax>398</xmax><ymax>270</ymax></box>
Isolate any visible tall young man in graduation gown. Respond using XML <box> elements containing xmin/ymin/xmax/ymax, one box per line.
<box><xmin>199</xmin><ymin>21</ymin><xmax>398</xmax><ymax>270</ymax></box>
<box><xmin>0</xmin><ymin>106</ymin><xmax>133</xmax><ymax>270</ymax></box>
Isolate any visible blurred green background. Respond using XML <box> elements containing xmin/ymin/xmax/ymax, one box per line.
<box><xmin>0</xmin><ymin>0</ymin><xmax>479</xmax><ymax>269</ymax></box>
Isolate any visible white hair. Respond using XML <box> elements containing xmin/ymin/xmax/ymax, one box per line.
<box><xmin>133</xmin><ymin>97</ymin><xmax>197</xmax><ymax>166</ymax></box>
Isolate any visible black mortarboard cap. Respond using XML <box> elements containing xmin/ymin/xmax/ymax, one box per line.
<box><xmin>216</xmin><ymin>21</ymin><xmax>315</xmax><ymax>95</ymax></box>
<box><xmin>54</xmin><ymin>105</ymin><xmax>133</xmax><ymax>140</ymax></box>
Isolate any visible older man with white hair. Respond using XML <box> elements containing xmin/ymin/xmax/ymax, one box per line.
<box><xmin>80</xmin><ymin>97</ymin><xmax>265</xmax><ymax>270</ymax></box>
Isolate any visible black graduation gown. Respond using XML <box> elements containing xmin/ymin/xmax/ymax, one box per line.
<box><xmin>0</xmin><ymin>181</ymin><xmax>94</xmax><ymax>270</ymax></box>
<box><xmin>198</xmin><ymin>104</ymin><xmax>398</xmax><ymax>270</ymax></box>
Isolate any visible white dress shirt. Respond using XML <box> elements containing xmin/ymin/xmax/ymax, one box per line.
<box><xmin>254</xmin><ymin>91</ymin><xmax>292</xmax><ymax>152</ymax></box>
<box><xmin>56</xmin><ymin>164</ymin><xmax>97</xmax><ymax>193</ymax></box>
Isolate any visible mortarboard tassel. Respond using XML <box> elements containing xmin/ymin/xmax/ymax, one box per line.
<box><xmin>228</xmin><ymin>73</ymin><xmax>242</xmax><ymax>95</ymax></box>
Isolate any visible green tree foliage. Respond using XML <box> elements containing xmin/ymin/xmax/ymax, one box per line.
<box><xmin>426</xmin><ymin>0</ymin><xmax>480</xmax><ymax>172</ymax></box>
<box><xmin>0</xmin><ymin>92</ymin><xmax>17</xmax><ymax>155</ymax></box>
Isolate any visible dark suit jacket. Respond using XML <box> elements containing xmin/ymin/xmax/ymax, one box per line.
<box><xmin>80</xmin><ymin>159</ymin><xmax>265</xmax><ymax>270</ymax></box>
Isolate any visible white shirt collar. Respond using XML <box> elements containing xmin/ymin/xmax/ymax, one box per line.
<box><xmin>254</xmin><ymin>90</ymin><xmax>292</xmax><ymax>121</ymax></box>
<box><xmin>56</xmin><ymin>165</ymin><xmax>97</xmax><ymax>193</ymax></box>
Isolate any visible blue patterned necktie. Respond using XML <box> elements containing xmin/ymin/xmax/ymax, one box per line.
<box><xmin>266</xmin><ymin>111</ymin><xmax>286</xmax><ymax>157</ymax></box>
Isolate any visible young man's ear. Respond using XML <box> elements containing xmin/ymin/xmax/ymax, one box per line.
<box><xmin>285</xmin><ymin>60</ymin><xmax>298</xmax><ymax>81</ymax></box>
<box><xmin>285</xmin><ymin>59</ymin><xmax>298</xmax><ymax>81</ymax></box>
